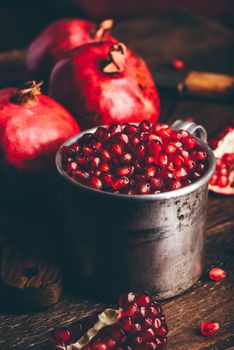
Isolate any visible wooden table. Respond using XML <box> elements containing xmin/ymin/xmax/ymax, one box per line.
<box><xmin>0</xmin><ymin>10</ymin><xmax>233</xmax><ymax>350</ymax></box>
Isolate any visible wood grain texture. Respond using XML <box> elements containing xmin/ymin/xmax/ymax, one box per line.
<box><xmin>1</xmin><ymin>245</ymin><xmax>62</xmax><ymax>308</ymax></box>
<box><xmin>0</xmin><ymin>10</ymin><xmax>233</xmax><ymax>350</ymax></box>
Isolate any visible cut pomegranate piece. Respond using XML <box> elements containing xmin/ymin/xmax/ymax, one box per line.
<box><xmin>209</xmin><ymin>119</ymin><xmax>234</xmax><ymax>195</ymax></box>
<box><xmin>209</xmin><ymin>267</ymin><xmax>227</xmax><ymax>281</ymax></box>
<box><xmin>200</xmin><ymin>320</ymin><xmax>219</xmax><ymax>337</ymax></box>
<box><xmin>60</xmin><ymin>121</ymin><xmax>209</xmax><ymax>194</ymax></box>
<box><xmin>52</xmin><ymin>292</ymin><xmax>168</xmax><ymax>350</ymax></box>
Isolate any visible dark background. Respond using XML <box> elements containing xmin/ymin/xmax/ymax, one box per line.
<box><xmin>0</xmin><ymin>0</ymin><xmax>234</xmax><ymax>52</ymax></box>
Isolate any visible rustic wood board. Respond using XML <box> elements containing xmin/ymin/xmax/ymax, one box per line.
<box><xmin>0</xmin><ymin>10</ymin><xmax>234</xmax><ymax>350</ymax></box>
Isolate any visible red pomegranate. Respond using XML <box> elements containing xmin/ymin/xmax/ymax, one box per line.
<box><xmin>26</xmin><ymin>18</ymin><xmax>115</xmax><ymax>80</ymax></box>
<box><xmin>209</xmin><ymin>119</ymin><xmax>234</xmax><ymax>195</ymax></box>
<box><xmin>0</xmin><ymin>81</ymin><xmax>80</xmax><ymax>173</ymax></box>
<box><xmin>52</xmin><ymin>291</ymin><xmax>168</xmax><ymax>350</ymax></box>
<box><xmin>49</xmin><ymin>42</ymin><xmax>160</xmax><ymax>129</ymax></box>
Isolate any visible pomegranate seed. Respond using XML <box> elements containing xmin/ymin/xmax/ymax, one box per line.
<box><xmin>123</xmin><ymin>124</ymin><xmax>138</xmax><ymax>134</ymax></box>
<box><xmin>186</xmin><ymin>159</ymin><xmax>196</xmax><ymax>170</ymax></box>
<box><xmin>90</xmin><ymin>157</ymin><xmax>101</xmax><ymax>168</ymax></box>
<box><xmin>196</xmin><ymin>163</ymin><xmax>206</xmax><ymax>173</ymax></box>
<box><xmin>114</xmin><ymin>177</ymin><xmax>130</xmax><ymax>190</ymax></box>
<box><xmin>216</xmin><ymin>175</ymin><xmax>228</xmax><ymax>187</ymax></box>
<box><xmin>183</xmin><ymin>136</ymin><xmax>197</xmax><ymax>149</ymax></box>
<box><xmin>119</xmin><ymin>317</ymin><xmax>133</xmax><ymax>332</ymax></box>
<box><xmin>136</xmin><ymin>182</ymin><xmax>151</xmax><ymax>194</ymax></box>
<box><xmin>158</xmin><ymin>152</ymin><xmax>168</xmax><ymax>166</ymax></box>
<box><xmin>148</xmin><ymin>141</ymin><xmax>162</xmax><ymax>155</ymax></box>
<box><xmin>146</xmin><ymin>165</ymin><xmax>157</xmax><ymax>177</ymax></box>
<box><xmin>119</xmin><ymin>292</ymin><xmax>135</xmax><ymax>308</ymax></box>
<box><xmin>99</xmin><ymin>163</ymin><xmax>110</xmax><ymax>172</ymax></box>
<box><xmin>54</xmin><ymin>328</ymin><xmax>71</xmax><ymax>344</ymax></box>
<box><xmin>111</xmin><ymin>143</ymin><xmax>123</xmax><ymax>156</ymax></box>
<box><xmin>113</xmin><ymin>132</ymin><xmax>129</xmax><ymax>144</ymax></box>
<box><xmin>92</xmin><ymin>141</ymin><xmax>102</xmax><ymax>151</ymax></box>
<box><xmin>70</xmin><ymin>143</ymin><xmax>81</xmax><ymax>153</ymax></box>
<box><xmin>200</xmin><ymin>321</ymin><xmax>219</xmax><ymax>336</ymax></box>
<box><xmin>102</xmin><ymin>337</ymin><xmax>116</xmax><ymax>348</ymax></box>
<box><xmin>66</xmin><ymin>161</ymin><xmax>78</xmax><ymax>173</ymax></box>
<box><xmin>170</xmin><ymin>180</ymin><xmax>182</xmax><ymax>190</ymax></box>
<box><xmin>61</xmin><ymin>146</ymin><xmax>75</xmax><ymax>158</ymax></box>
<box><xmin>145</xmin><ymin>341</ymin><xmax>157</xmax><ymax>349</ymax></box>
<box><xmin>172</xmin><ymin>58</ymin><xmax>185</xmax><ymax>70</ymax></box>
<box><xmin>157</xmin><ymin>127</ymin><xmax>172</xmax><ymax>139</ymax></box>
<box><xmin>83</xmin><ymin>146</ymin><xmax>95</xmax><ymax>156</ymax></box>
<box><xmin>173</xmin><ymin>154</ymin><xmax>184</xmax><ymax>167</ymax></box>
<box><xmin>141</xmin><ymin>328</ymin><xmax>155</xmax><ymax>341</ymax></box>
<box><xmin>174</xmin><ymin>167</ymin><xmax>188</xmax><ymax>179</ymax></box>
<box><xmin>180</xmin><ymin>130</ymin><xmax>189</xmax><ymax>138</ymax></box>
<box><xmin>209</xmin><ymin>267</ymin><xmax>227</xmax><ymax>281</ymax></box>
<box><xmin>73</xmin><ymin>170</ymin><xmax>89</xmax><ymax>181</ymax></box>
<box><xmin>102</xmin><ymin>173</ymin><xmax>114</xmax><ymax>189</ymax></box>
<box><xmin>139</xmin><ymin>120</ymin><xmax>151</xmax><ymax>131</ymax></box>
<box><xmin>117</xmin><ymin>166</ymin><xmax>134</xmax><ymax>177</ymax></box>
<box><xmin>168</xmin><ymin>162</ymin><xmax>175</xmax><ymax>171</ymax></box>
<box><xmin>162</xmin><ymin>169</ymin><xmax>173</xmax><ymax>180</ymax></box>
<box><xmin>135</xmin><ymin>142</ymin><xmax>146</xmax><ymax>158</ymax></box>
<box><xmin>100</xmin><ymin>149</ymin><xmax>111</xmax><ymax>160</ymax></box>
<box><xmin>89</xmin><ymin>176</ymin><xmax>102</xmax><ymax>189</ymax></box>
<box><xmin>109</xmin><ymin>123</ymin><xmax>122</xmax><ymax>135</ymax></box>
<box><xmin>135</xmin><ymin>292</ymin><xmax>151</xmax><ymax>306</ymax></box>
<box><xmin>150</xmin><ymin>177</ymin><xmax>163</xmax><ymax>190</ymax></box>
<box><xmin>122</xmin><ymin>303</ymin><xmax>138</xmax><ymax>317</ymax></box>
<box><xmin>141</xmin><ymin>317</ymin><xmax>153</xmax><ymax>329</ymax></box>
<box><xmin>109</xmin><ymin>325</ymin><xmax>124</xmax><ymax>341</ymax></box>
<box><xmin>92</xmin><ymin>340</ymin><xmax>107</xmax><ymax>350</ymax></box>
<box><xmin>121</xmin><ymin>152</ymin><xmax>132</xmax><ymax>164</ymax></box>
<box><xmin>164</xmin><ymin>142</ymin><xmax>177</xmax><ymax>155</ymax></box>
<box><xmin>130</xmin><ymin>135</ymin><xmax>140</xmax><ymax>146</ymax></box>
<box><xmin>153</xmin><ymin>318</ymin><xmax>162</xmax><ymax>330</ymax></box>
<box><xmin>145</xmin><ymin>156</ymin><xmax>156</xmax><ymax>165</ymax></box>
<box><xmin>191</xmin><ymin>151</ymin><xmax>207</xmax><ymax>161</ymax></box>
<box><xmin>209</xmin><ymin>173</ymin><xmax>218</xmax><ymax>185</ymax></box>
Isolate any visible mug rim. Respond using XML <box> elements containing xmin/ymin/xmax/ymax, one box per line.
<box><xmin>55</xmin><ymin>122</ymin><xmax>216</xmax><ymax>201</ymax></box>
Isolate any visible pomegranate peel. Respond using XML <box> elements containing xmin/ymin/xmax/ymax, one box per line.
<box><xmin>209</xmin><ymin>119</ymin><xmax>234</xmax><ymax>195</ymax></box>
<box><xmin>27</xmin><ymin>18</ymin><xmax>115</xmax><ymax>80</ymax></box>
<box><xmin>0</xmin><ymin>81</ymin><xmax>80</xmax><ymax>173</ymax></box>
<box><xmin>49</xmin><ymin>41</ymin><xmax>160</xmax><ymax>129</ymax></box>
<box><xmin>52</xmin><ymin>292</ymin><xmax>168</xmax><ymax>350</ymax></box>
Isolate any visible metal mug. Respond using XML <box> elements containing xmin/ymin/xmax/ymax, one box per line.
<box><xmin>56</xmin><ymin>120</ymin><xmax>216</xmax><ymax>300</ymax></box>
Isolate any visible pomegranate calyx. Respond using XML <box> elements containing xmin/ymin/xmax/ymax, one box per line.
<box><xmin>92</xmin><ymin>18</ymin><xmax>114</xmax><ymax>41</ymax></box>
<box><xmin>103</xmin><ymin>43</ymin><xmax>127</xmax><ymax>73</ymax></box>
<box><xmin>10</xmin><ymin>80</ymin><xmax>43</xmax><ymax>104</ymax></box>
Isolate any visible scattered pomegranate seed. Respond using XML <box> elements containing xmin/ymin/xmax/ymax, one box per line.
<box><xmin>54</xmin><ymin>328</ymin><xmax>71</xmax><ymax>344</ymax></box>
<box><xmin>209</xmin><ymin>267</ymin><xmax>227</xmax><ymax>281</ymax></box>
<box><xmin>61</xmin><ymin>121</ymin><xmax>209</xmax><ymax>194</ymax></box>
<box><xmin>200</xmin><ymin>320</ymin><xmax>219</xmax><ymax>336</ymax></box>
<box><xmin>172</xmin><ymin>58</ymin><xmax>185</xmax><ymax>70</ymax></box>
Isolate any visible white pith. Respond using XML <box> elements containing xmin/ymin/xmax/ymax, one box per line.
<box><xmin>214</xmin><ymin>130</ymin><xmax>234</xmax><ymax>158</ymax></box>
<box><xmin>55</xmin><ymin>308</ymin><xmax>121</xmax><ymax>350</ymax></box>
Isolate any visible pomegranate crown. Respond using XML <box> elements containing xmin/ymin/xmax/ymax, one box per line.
<box><xmin>10</xmin><ymin>80</ymin><xmax>43</xmax><ymax>104</ymax></box>
<box><xmin>103</xmin><ymin>42</ymin><xmax>127</xmax><ymax>74</ymax></box>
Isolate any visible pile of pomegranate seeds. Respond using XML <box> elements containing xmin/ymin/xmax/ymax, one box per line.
<box><xmin>52</xmin><ymin>291</ymin><xmax>168</xmax><ymax>350</ymax></box>
<box><xmin>200</xmin><ymin>321</ymin><xmax>219</xmax><ymax>337</ymax></box>
<box><xmin>61</xmin><ymin>121</ymin><xmax>209</xmax><ymax>195</ymax></box>
<box><xmin>209</xmin><ymin>267</ymin><xmax>227</xmax><ymax>281</ymax></box>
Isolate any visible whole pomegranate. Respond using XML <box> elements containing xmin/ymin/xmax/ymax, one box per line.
<box><xmin>49</xmin><ymin>42</ymin><xmax>160</xmax><ymax>129</ymax></box>
<box><xmin>27</xmin><ymin>18</ymin><xmax>115</xmax><ymax>80</ymax></box>
<box><xmin>0</xmin><ymin>81</ymin><xmax>80</xmax><ymax>173</ymax></box>
<box><xmin>209</xmin><ymin>119</ymin><xmax>234</xmax><ymax>195</ymax></box>
<box><xmin>52</xmin><ymin>291</ymin><xmax>168</xmax><ymax>350</ymax></box>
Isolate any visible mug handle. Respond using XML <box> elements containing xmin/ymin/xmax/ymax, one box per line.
<box><xmin>171</xmin><ymin>119</ymin><xmax>207</xmax><ymax>143</ymax></box>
